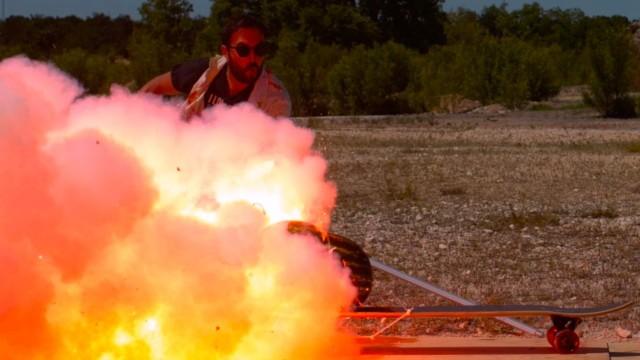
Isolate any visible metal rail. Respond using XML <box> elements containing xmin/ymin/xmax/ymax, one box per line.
<box><xmin>369</xmin><ymin>258</ymin><xmax>543</xmax><ymax>336</ymax></box>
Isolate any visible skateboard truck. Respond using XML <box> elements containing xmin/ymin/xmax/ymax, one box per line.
<box><xmin>548</xmin><ymin>316</ymin><xmax>582</xmax><ymax>353</ymax></box>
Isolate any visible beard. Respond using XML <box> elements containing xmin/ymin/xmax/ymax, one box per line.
<box><xmin>228</xmin><ymin>61</ymin><xmax>262</xmax><ymax>84</ymax></box>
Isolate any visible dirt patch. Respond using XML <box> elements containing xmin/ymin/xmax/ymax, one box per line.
<box><xmin>302</xmin><ymin>109</ymin><xmax>640</xmax><ymax>340</ymax></box>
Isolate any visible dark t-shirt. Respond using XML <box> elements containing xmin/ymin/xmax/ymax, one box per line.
<box><xmin>171</xmin><ymin>58</ymin><xmax>254</xmax><ymax>107</ymax></box>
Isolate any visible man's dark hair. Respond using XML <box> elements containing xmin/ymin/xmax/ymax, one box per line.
<box><xmin>221</xmin><ymin>15</ymin><xmax>267</xmax><ymax>46</ymax></box>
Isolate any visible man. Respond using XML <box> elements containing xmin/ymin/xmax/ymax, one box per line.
<box><xmin>141</xmin><ymin>16</ymin><xmax>291</xmax><ymax>120</ymax></box>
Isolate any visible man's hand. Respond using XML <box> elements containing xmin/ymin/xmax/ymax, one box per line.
<box><xmin>139</xmin><ymin>72</ymin><xmax>180</xmax><ymax>95</ymax></box>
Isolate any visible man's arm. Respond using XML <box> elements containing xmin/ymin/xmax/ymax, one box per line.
<box><xmin>139</xmin><ymin>72</ymin><xmax>180</xmax><ymax>95</ymax></box>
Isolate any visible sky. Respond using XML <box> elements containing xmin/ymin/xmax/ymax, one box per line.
<box><xmin>444</xmin><ymin>0</ymin><xmax>640</xmax><ymax>17</ymax></box>
<box><xmin>0</xmin><ymin>0</ymin><xmax>211</xmax><ymax>19</ymax></box>
<box><xmin>0</xmin><ymin>0</ymin><xmax>639</xmax><ymax>19</ymax></box>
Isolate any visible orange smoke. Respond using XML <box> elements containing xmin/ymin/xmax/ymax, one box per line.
<box><xmin>0</xmin><ymin>56</ymin><xmax>359</xmax><ymax>359</ymax></box>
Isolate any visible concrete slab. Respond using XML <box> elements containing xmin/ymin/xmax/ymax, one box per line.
<box><xmin>357</xmin><ymin>336</ymin><xmax>610</xmax><ymax>359</ymax></box>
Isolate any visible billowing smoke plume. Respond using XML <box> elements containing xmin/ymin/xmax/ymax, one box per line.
<box><xmin>0</xmin><ymin>56</ymin><xmax>359</xmax><ymax>359</ymax></box>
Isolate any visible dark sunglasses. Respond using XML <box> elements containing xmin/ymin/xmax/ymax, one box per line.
<box><xmin>229</xmin><ymin>42</ymin><xmax>271</xmax><ymax>57</ymax></box>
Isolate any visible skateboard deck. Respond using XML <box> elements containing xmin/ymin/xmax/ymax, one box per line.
<box><xmin>343</xmin><ymin>301</ymin><xmax>635</xmax><ymax>319</ymax></box>
<box><xmin>342</xmin><ymin>301</ymin><xmax>635</xmax><ymax>353</ymax></box>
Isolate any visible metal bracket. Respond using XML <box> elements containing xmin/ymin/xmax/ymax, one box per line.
<box><xmin>370</xmin><ymin>258</ymin><xmax>544</xmax><ymax>336</ymax></box>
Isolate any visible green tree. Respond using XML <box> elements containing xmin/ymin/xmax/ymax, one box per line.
<box><xmin>128</xmin><ymin>0</ymin><xmax>201</xmax><ymax>88</ymax></box>
<box><xmin>203</xmin><ymin>0</ymin><xmax>379</xmax><ymax>50</ymax></box>
<box><xmin>411</xmin><ymin>36</ymin><xmax>560</xmax><ymax>111</ymax></box>
<box><xmin>477</xmin><ymin>3</ymin><xmax>628</xmax><ymax>54</ymax></box>
<box><xmin>523</xmin><ymin>44</ymin><xmax>562</xmax><ymax>101</ymax></box>
<box><xmin>359</xmin><ymin>0</ymin><xmax>446</xmax><ymax>51</ymax></box>
<box><xmin>445</xmin><ymin>9</ymin><xmax>487</xmax><ymax>45</ymax></box>
<box><xmin>82</xmin><ymin>14</ymin><xmax>134</xmax><ymax>56</ymax></box>
<box><xmin>478</xmin><ymin>3</ymin><xmax>513</xmax><ymax>38</ymax></box>
<box><xmin>138</xmin><ymin>0</ymin><xmax>198</xmax><ymax>51</ymax></box>
<box><xmin>53</xmin><ymin>48</ymin><xmax>132</xmax><ymax>94</ymax></box>
<box><xmin>327</xmin><ymin>42</ymin><xmax>416</xmax><ymax>114</ymax></box>
<box><xmin>543</xmin><ymin>8</ymin><xmax>588</xmax><ymax>50</ymax></box>
<box><xmin>0</xmin><ymin>17</ymin><xmax>35</xmax><ymax>56</ymax></box>
<box><xmin>583</xmin><ymin>24</ymin><xmax>638</xmax><ymax>118</ymax></box>
<box><xmin>0</xmin><ymin>14</ymin><xmax>134</xmax><ymax>60</ymax></box>
<box><xmin>298</xmin><ymin>4</ymin><xmax>379</xmax><ymax>47</ymax></box>
<box><xmin>472</xmin><ymin>3</ymin><xmax>607</xmax><ymax>88</ymax></box>
<box><xmin>509</xmin><ymin>3</ymin><xmax>551</xmax><ymax>43</ymax></box>
<box><xmin>270</xmin><ymin>40</ymin><xmax>344</xmax><ymax>115</ymax></box>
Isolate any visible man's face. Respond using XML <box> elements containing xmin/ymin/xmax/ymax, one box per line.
<box><xmin>221</xmin><ymin>27</ymin><xmax>266</xmax><ymax>84</ymax></box>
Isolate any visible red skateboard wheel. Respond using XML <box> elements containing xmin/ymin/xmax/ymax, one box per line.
<box><xmin>546</xmin><ymin>326</ymin><xmax>558</xmax><ymax>347</ymax></box>
<box><xmin>553</xmin><ymin>329</ymin><xmax>580</xmax><ymax>353</ymax></box>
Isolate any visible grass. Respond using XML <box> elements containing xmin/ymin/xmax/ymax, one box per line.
<box><xmin>481</xmin><ymin>207</ymin><xmax>561</xmax><ymax>232</ymax></box>
<box><xmin>559</xmin><ymin>102</ymin><xmax>589</xmax><ymax>110</ymax></box>
<box><xmin>440</xmin><ymin>186</ymin><xmax>467</xmax><ymax>196</ymax></box>
<box><xmin>305</xmin><ymin>117</ymin><xmax>325</xmax><ymax>129</ymax></box>
<box><xmin>383</xmin><ymin>175</ymin><xmax>417</xmax><ymax>201</ymax></box>
<box><xmin>380</xmin><ymin>160</ymin><xmax>419</xmax><ymax>201</ymax></box>
<box><xmin>529</xmin><ymin>103</ymin><xmax>555</xmax><ymax>111</ymax></box>
<box><xmin>324</xmin><ymin>134</ymin><xmax>509</xmax><ymax>152</ymax></box>
<box><xmin>624</xmin><ymin>142</ymin><xmax>640</xmax><ymax>153</ymax></box>
<box><xmin>563</xmin><ymin>140</ymin><xmax>640</xmax><ymax>154</ymax></box>
<box><xmin>529</xmin><ymin>102</ymin><xmax>589</xmax><ymax>111</ymax></box>
<box><xmin>580</xmin><ymin>207</ymin><xmax>619</xmax><ymax>219</ymax></box>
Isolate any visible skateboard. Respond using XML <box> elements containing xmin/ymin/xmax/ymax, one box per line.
<box><xmin>284</xmin><ymin>221</ymin><xmax>635</xmax><ymax>353</ymax></box>
<box><xmin>342</xmin><ymin>302</ymin><xmax>635</xmax><ymax>353</ymax></box>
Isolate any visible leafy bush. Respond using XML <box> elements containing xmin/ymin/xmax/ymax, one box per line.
<box><xmin>0</xmin><ymin>15</ymin><xmax>134</xmax><ymax>60</ymax></box>
<box><xmin>127</xmin><ymin>30</ymin><xmax>183</xmax><ymax>89</ymax></box>
<box><xmin>406</xmin><ymin>45</ymin><xmax>460</xmax><ymax>111</ymax></box>
<box><xmin>327</xmin><ymin>42</ymin><xmax>416</xmax><ymax>115</ymax></box>
<box><xmin>0</xmin><ymin>46</ymin><xmax>23</xmax><ymax>61</ymax></box>
<box><xmin>269</xmin><ymin>39</ymin><xmax>344</xmax><ymax>116</ymax></box>
<box><xmin>128</xmin><ymin>0</ymin><xmax>200</xmax><ymax>89</ymax></box>
<box><xmin>474</xmin><ymin>37</ymin><xmax>530</xmax><ymax>108</ymax></box>
<box><xmin>583</xmin><ymin>24</ymin><xmax>639</xmax><ymax>118</ymax></box>
<box><xmin>52</xmin><ymin>48</ymin><xmax>132</xmax><ymax>94</ymax></box>
<box><xmin>523</xmin><ymin>44</ymin><xmax>562</xmax><ymax>101</ymax></box>
<box><xmin>551</xmin><ymin>49</ymin><xmax>590</xmax><ymax>86</ymax></box>
<box><xmin>410</xmin><ymin>36</ymin><xmax>560</xmax><ymax>111</ymax></box>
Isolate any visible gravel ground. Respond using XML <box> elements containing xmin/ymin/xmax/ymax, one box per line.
<box><xmin>297</xmin><ymin>109</ymin><xmax>640</xmax><ymax>340</ymax></box>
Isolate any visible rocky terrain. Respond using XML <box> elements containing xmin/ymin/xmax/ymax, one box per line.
<box><xmin>297</xmin><ymin>108</ymin><xmax>640</xmax><ymax>340</ymax></box>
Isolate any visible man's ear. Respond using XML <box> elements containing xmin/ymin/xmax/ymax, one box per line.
<box><xmin>220</xmin><ymin>44</ymin><xmax>228</xmax><ymax>58</ymax></box>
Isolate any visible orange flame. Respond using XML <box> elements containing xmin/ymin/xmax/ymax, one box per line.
<box><xmin>0</xmin><ymin>57</ymin><xmax>360</xmax><ymax>359</ymax></box>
